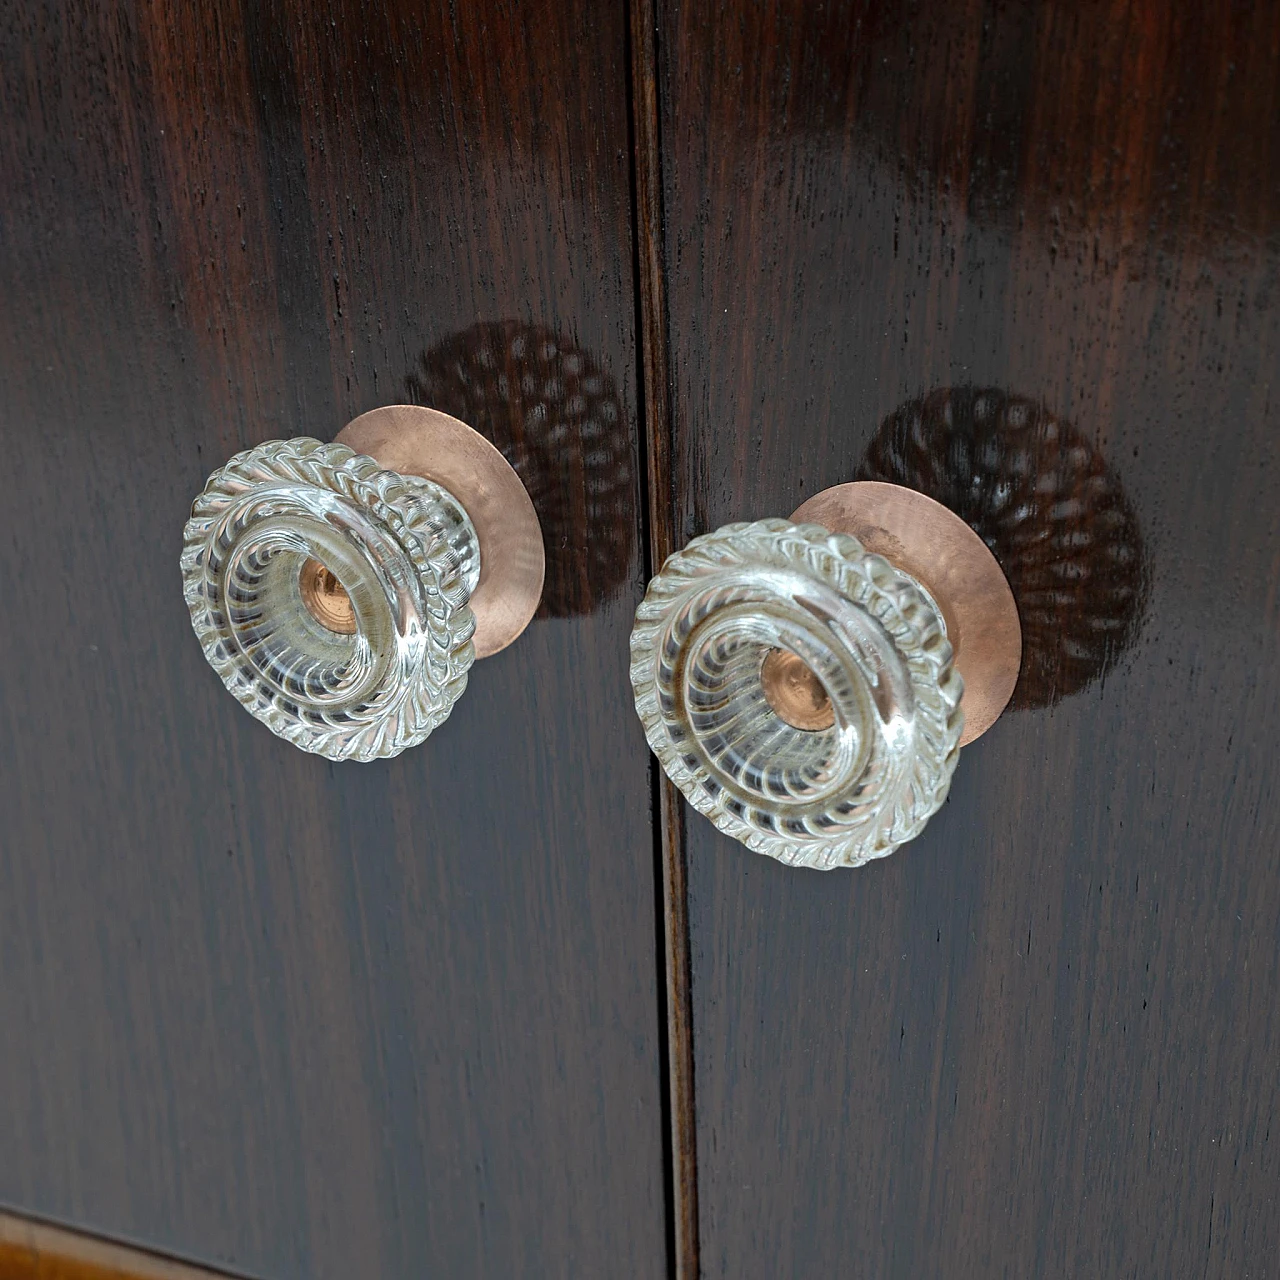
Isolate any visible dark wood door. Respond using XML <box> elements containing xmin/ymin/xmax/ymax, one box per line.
<box><xmin>644</xmin><ymin>1</ymin><xmax>1280</xmax><ymax>1276</ymax></box>
<box><xmin>0</xmin><ymin>2</ymin><xmax>666</xmax><ymax>1277</ymax></box>
<box><xmin>4</xmin><ymin>1</ymin><xmax>1280</xmax><ymax>1278</ymax></box>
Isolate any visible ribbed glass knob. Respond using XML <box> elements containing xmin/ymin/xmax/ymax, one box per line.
<box><xmin>630</xmin><ymin>519</ymin><xmax>965</xmax><ymax>869</ymax></box>
<box><xmin>181</xmin><ymin>437</ymin><xmax>480</xmax><ymax>761</ymax></box>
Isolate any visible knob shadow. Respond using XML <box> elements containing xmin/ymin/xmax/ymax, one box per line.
<box><xmin>857</xmin><ymin>387</ymin><xmax>1148</xmax><ymax>711</ymax></box>
<box><xmin>406</xmin><ymin>322</ymin><xmax>635</xmax><ymax>619</ymax></box>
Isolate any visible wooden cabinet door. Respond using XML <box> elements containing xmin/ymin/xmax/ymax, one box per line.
<box><xmin>643</xmin><ymin>1</ymin><xmax>1280</xmax><ymax>1276</ymax></box>
<box><xmin>5</xmin><ymin>1</ymin><xmax>1280</xmax><ymax>1277</ymax></box>
<box><xmin>0</xmin><ymin>3</ymin><xmax>667</xmax><ymax>1277</ymax></box>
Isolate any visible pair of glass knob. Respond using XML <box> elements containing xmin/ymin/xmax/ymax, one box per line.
<box><xmin>182</xmin><ymin>406</ymin><xmax>1021</xmax><ymax>869</ymax></box>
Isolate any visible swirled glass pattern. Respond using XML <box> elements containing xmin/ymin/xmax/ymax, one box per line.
<box><xmin>181</xmin><ymin>438</ymin><xmax>478</xmax><ymax>761</ymax></box>
<box><xmin>630</xmin><ymin>520</ymin><xmax>963</xmax><ymax>868</ymax></box>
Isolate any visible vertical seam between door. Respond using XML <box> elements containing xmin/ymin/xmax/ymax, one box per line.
<box><xmin>623</xmin><ymin>0</ymin><xmax>699</xmax><ymax>1276</ymax></box>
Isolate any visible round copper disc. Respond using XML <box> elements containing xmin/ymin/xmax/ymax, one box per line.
<box><xmin>298</xmin><ymin>557</ymin><xmax>358</xmax><ymax>634</ymax></box>
<box><xmin>791</xmin><ymin>481</ymin><xmax>1021</xmax><ymax>745</ymax></box>
<box><xmin>760</xmin><ymin>648</ymin><xmax>837</xmax><ymax>730</ymax></box>
<box><xmin>335</xmin><ymin>405</ymin><xmax>545</xmax><ymax>658</ymax></box>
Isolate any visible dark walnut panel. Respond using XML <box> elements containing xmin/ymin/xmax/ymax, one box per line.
<box><xmin>656</xmin><ymin>1</ymin><xmax>1280</xmax><ymax>1276</ymax></box>
<box><xmin>0</xmin><ymin>3</ymin><xmax>663</xmax><ymax>1278</ymax></box>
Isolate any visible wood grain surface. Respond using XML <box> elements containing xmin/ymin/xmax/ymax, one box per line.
<box><xmin>0</xmin><ymin>3</ymin><xmax>665</xmax><ymax>1277</ymax></box>
<box><xmin>0</xmin><ymin>1209</ymin><xmax>243</xmax><ymax>1280</ymax></box>
<box><xmin>654</xmin><ymin>1</ymin><xmax>1280</xmax><ymax>1275</ymax></box>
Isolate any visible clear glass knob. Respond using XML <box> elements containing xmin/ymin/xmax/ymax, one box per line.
<box><xmin>630</xmin><ymin>518</ymin><xmax>967</xmax><ymax>869</ymax></box>
<box><xmin>182</xmin><ymin>436</ymin><xmax>481</xmax><ymax>761</ymax></box>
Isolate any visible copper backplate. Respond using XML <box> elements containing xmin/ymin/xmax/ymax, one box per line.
<box><xmin>791</xmin><ymin>481</ymin><xmax>1021</xmax><ymax>745</ymax></box>
<box><xmin>336</xmin><ymin>404</ymin><xmax>545</xmax><ymax>658</ymax></box>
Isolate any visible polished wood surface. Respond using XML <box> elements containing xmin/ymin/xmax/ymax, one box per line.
<box><xmin>654</xmin><ymin>0</ymin><xmax>1280</xmax><ymax>1275</ymax></box>
<box><xmin>0</xmin><ymin>3</ymin><xmax>664</xmax><ymax>1277</ymax></box>
<box><xmin>0</xmin><ymin>1211</ymin><xmax>238</xmax><ymax>1280</ymax></box>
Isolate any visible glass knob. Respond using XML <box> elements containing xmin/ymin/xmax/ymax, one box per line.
<box><xmin>630</xmin><ymin>483</ymin><xmax>1021</xmax><ymax>869</ymax></box>
<box><xmin>182</xmin><ymin>406</ymin><xmax>543</xmax><ymax>761</ymax></box>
